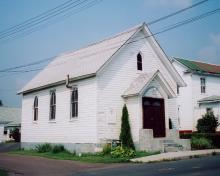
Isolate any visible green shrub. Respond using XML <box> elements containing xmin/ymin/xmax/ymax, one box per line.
<box><xmin>180</xmin><ymin>132</ymin><xmax>220</xmax><ymax>148</ymax></box>
<box><xmin>111</xmin><ymin>146</ymin><xmax>135</xmax><ymax>158</ymax></box>
<box><xmin>35</xmin><ymin>143</ymin><xmax>52</xmax><ymax>153</ymax></box>
<box><xmin>197</xmin><ymin>110</ymin><xmax>219</xmax><ymax>133</ymax></box>
<box><xmin>119</xmin><ymin>104</ymin><xmax>135</xmax><ymax>150</ymax></box>
<box><xmin>52</xmin><ymin>145</ymin><xmax>65</xmax><ymax>153</ymax></box>
<box><xmin>102</xmin><ymin>144</ymin><xmax>112</xmax><ymax>155</ymax></box>
<box><xmin>10</xmin><ymin>128</ymin><xmax>20</xmax><ymax>142</ymax></box>
<box><xmin>191</xmin><ymin>136</ymin><xmax>212</xmax><ymax>150</ymax></box>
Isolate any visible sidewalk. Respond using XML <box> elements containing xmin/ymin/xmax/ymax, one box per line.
<box><xmin>131</xmin><ymin>149</ymin><xmax>220</xmax><ymax>163</ymax></box>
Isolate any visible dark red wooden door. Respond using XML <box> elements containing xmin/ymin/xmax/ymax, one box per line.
<box><xmin>142</xmin><ymin>97</ymin><xmax>166</xmax><ymax>138</ymax></box>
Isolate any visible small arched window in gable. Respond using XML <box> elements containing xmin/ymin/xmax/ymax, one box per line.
<box><xmin>33</xmin><ymin>96</ymin><xmax>38</xmax><ymax>121</ymax></box>
<box><xmin>71</xmin><ymin>87</ymin><xmax>78</xmax><ymax>118</ymax></box>
<box><xmin>50</xmin><ymin>91</ymin><xmax>56</xmax><ymax>120</ymax></box>
<box><xmin>137</xmin><ymin>53</ymin><xmax>143</xmax><ymax>71</ymax></box>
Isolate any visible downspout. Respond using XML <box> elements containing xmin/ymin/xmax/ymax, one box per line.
<box><xmin>66</xmin><ymin>74</ymin><xmax>73</xmax><ymax>89</ymax></box>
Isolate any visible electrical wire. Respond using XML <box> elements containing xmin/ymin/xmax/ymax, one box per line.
<box><xmin>0</xmin><ymin>0</ymin><xmax>207</xmax><ymax>43</ymax></box>
<box><xmin>1</xmin><ymin>7</ymin><xmax>220</xmax><ymax>79</ymax></box>
<box><xmin>0</xmin><ymin>0</ymin><xmax>91</xmax><ymax>39</ymax></box>
<box><xmin>0</xmin><ymin>0</ymin><xmax>102</xmax><ymax>44</ymax></box>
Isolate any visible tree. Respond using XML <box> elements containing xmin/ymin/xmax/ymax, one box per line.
<box><xmin>10</xmin><ymin>128</ymin><xmax>21</xmax><ymax>142</ymax></box>
<box><xmin>197</xmin><ymin>110</ymin><xmax>219</xmax><ymax>133</ymax></box>
<box><xmin>119</xmin><ymin>104</ymin><xmax>135</xmax><ymax>150</ymax></box>
<box><xmin>0</xmin><ymin>100</ymin><xmax>3</xmax><ymax>106</ymax></box>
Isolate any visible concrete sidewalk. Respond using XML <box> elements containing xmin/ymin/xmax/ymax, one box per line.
<box><xmin>131</xmin><ymin>149</ymin><xmax>220</xmax><ymax>163</ymax></box>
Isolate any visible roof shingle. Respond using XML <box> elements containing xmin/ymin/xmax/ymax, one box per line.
<box><xmin>174</xmin><ymin>57</ymin><xmax>220</xmax><ymax>75</ymax></box>
<box><xmin>0</xmin><ymin>106</ymin><xmax>21</xmax><ymax>126</ymax></box>
<box><xmin>19</xmin><ymin>24</ymin><xmax>142</xmax><ymax>94</ymax></box>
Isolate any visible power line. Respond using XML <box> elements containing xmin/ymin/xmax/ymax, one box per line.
<box><xmin>0</xmin><ymin>0</ymin><xmax>206</xmax><ymax>43</ymax></box>
<box><xmin>147</xmin><ymin>0</ymin><xmax>209</xmax><ymax>25</ymax></box>
<box><xmin>0</xmin><ymin>0</ymin><xmax>94</xmax><ymax>40</ymax></box>
<box><xmin>0</xmin><ymin>0</ymin><xmax>77</xmax><ymax>36</ymax></box>
<box><xmin>0</xmin><ymin>56</ymin><xmax>54</xmax><ymax>72</ymax></box>
<box><xmin>0</xmin><ymin>0</ymin><xmax>211</xmax><ymax>71</ymax></box>
<box><xmin>1</xmin><ymin>7</ymin><xmax>219</xmax><ymax>79</ymax></box>
<box><xmin>0</xmin><ymin>0</ymin><xmax>102</xmax><ymax>44</ymax></box>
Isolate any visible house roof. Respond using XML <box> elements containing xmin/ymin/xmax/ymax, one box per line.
<box><xmin>0</xmin><ymin>106</ymin><xmax>21</xmax><ymax>127</ymax></box>
<box><xmin>173</xmin><ymin>57</ymin><xmax>220</xmax><ymax>75</ymax></box>
<box><xmin>19</xmin><ymin>24</ymin><xmax>142</xmax><ymax>94</ymax></box>
<box><xmin>122</xmin><ymin>70</ymin><xmax>175</xmax><ymax>98</ymax></box>
<box><xmin>198</xmin><ymin>95</ymin><xmax>220</xmax><ymax>104</ymax></box>
<box><xmin>122</xmin><ymin>72</ymin><xmax>157</xmax><ymax>97</ymax></box>
<box><xmin>19</xmin><ymin>23</ymin><xmax>185</xmax><ymax>94</ymax></box>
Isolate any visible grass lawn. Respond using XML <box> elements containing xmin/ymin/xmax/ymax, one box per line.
<box><xmin>0</xmin><ymin>169</ymin><xmax>8</xmax><ymax>176</ymax></box>
<box><xmin>9</xmin><ymin>150</ymin><xmax>160</xmax><ymax>163</ymax></box>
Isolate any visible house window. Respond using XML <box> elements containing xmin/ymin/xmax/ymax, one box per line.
<box><xmin>71</xmin><ymin>87</ymin><xmax>78</xmax><ymax>118</ymax></box>
<box><xmin>33</xmin><ymin>96</ymin><xmax>38</xmax><ymax>121</ymax></box>
<box><xmin>50</xmin><ymin>91</ymin><xmax>56</xmax><ymax>120</ymax></box>
<box><xmin>137</xmin><ymin>53</ymin><xmax>143</xmax><ymax>71</ymax></box>
<box><xmin>3</xmin><ymin>128</ymin><xmax>7</xmax><ymax>135</ymax></box>
<box><xmin>177</xmin><ymin>85</ymin><xmax>180</xmax><ymax>95</ymax></box>
<box><xmin>200</xmin><ymin>77</ymin><xmax>206</xmax><ymax>93</ymax></box>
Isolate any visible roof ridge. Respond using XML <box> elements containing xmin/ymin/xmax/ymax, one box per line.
<box><xmin>173</xmin><ymin>57</ymin><xmax>220</xmax><ymax>67</ymax></box>
<box><xmin>60</xmin><ymin>23</ymin><xmax>143</xmax><ymax>57</ymax></box>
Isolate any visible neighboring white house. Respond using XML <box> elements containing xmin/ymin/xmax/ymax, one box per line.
<box><xmin>172</xmin><ymin>57</ymin><xmax>220</xmax><ymax>133</ymax></box>
<box><xmin>0</xmin><ymin>106</ymin><xmax>21</xmax><ymax>142</ymax></box>
<box><xmin>19</xmin><ymin>23</ymin><xmax>189</xmax><ymax>153</ymax></box>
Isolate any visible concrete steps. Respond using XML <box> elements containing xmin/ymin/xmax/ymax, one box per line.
<box><xmin>163</xmin><ymin>139</ymin><xmax>183</xmax><ymax>153</ymax></box>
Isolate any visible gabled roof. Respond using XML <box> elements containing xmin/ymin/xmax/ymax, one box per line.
<box><xmin>19</xmin><ymin>24</ymin><xmax>142</xmax><ymax>94</ymax></box>
<box><xmin>0</xmin><ymin>106</ymin><xmax>21</xmax><ymax>127</ymax></box>
<box><xmin>122</xmin><ymin>70</ymin><xmax>176</xmax><ymax>98</ymax></box>
<box><xmin>198</xmin><ymin>95</ymin><xmax>220</xmax><ymax>104</ymax></box>
<box><xmin>173</xmin><ymin>57</ymin><xmax>220</xmax><ymax>75</ymax></box>
<box><xmin>19</xmin><ymin>23</ymin><xmax>185</xmax><ymax>94</ymax></box>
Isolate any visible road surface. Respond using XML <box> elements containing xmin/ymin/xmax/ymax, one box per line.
<box><xmin>75</xmin><ymin>155</ymin><xmax>220</xmax><ymax>176</ymax></box>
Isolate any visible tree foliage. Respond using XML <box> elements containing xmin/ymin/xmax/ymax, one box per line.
<box><xmin>119</xmin><ymin>104</ymin><xmax>135</xmax><ymax>150</ymax></box>
<box><xmin>10</xmin><ymin>128</ymin><xmax>21</xmax><ymax>142</ymax></box>
<box><xmin>197</xmin><ymin>110</ymin><xmax>219</xmax><ymax>133</ymax></box>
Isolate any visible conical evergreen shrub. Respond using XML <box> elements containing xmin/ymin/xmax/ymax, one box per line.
<box><xmin>119</xmin><ymin>104</ymin><xmax>135</xmax><ymax>150</ymax></box>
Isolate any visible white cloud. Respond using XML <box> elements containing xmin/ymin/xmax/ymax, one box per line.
<box><xmin>197</xmin><ymin>33</ymin><xmax>220</xmax><ymax>63</ymax></box>
<box><xmin>198</xmin><ymin>46</ymin><xmax>218</xmax><ymax>62</ymax></box>
<box><xmin>145</xmin><ymin>0</ymin><xmax>192</xmax><ymax>8</ymax></box>
<box><xmin>210</xmin><ymin>33</ymin><xmax>220</xmax><ymax>45</ymax></box>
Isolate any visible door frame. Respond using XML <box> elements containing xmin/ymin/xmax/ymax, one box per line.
<box><xmin>142</xmin><ymin>97</ymin><xmax>166</xmax><ymax>138</ymax></box>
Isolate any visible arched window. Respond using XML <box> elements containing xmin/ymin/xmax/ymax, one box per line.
<box><xmin>71</xmin><ymin>87</ymin><xmax>78</xmax><ymax>118</ymax></box>
<box><xmin>137</xmin><ymin>53</ymin><xmax>143</xmax><ymax>71</ymax></box>
<box><xmin>33</xmin><ymin>96</ymin><xmax>38</xmax><ymax>121</ymax></box>
<box><xmin>50</xmin><ymin>91</ymin><xmax>56</xmax><ymax>120</ymax></box>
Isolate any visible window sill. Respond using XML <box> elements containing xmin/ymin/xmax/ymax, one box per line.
<box><xmin>32</xmin><ymin>121</ymin><xmax>38</xmax><ymax>124</ymax></box>
<box><xmin>49</xmin><ymin>120</ymin><xmax>56</xmax><ymax>123</ymax></box>
<box><xmin>69</xmin><ymin>117</ymin><xmax>78</xmax><ymax>122</ymax></box>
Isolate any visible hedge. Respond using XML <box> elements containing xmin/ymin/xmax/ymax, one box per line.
<box><xmin>180</xmin><ymin>132</ymin><xmax>220</xmax><ymax>148</ymax></box>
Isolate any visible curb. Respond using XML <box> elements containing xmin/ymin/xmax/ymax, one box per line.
<box><xmin>131</xmin><ymin>149</ymin><xmax>220</xmax><ymax>163</ymax></box>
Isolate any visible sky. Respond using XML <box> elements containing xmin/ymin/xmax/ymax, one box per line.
<box><xmin>0</xmin><ymin>0</ymin><xmax>220</xmax><ymax>107</ymax></box>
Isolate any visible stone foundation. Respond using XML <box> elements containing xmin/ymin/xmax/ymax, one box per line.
<box><xmin>21</xmin><ymin>142</ymin><xmax>102</xmax><ymax>154</ymax></box>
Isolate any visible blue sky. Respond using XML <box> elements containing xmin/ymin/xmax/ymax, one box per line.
<box><xmin>0</xmin><ymin>0</ymin><xmax>220</xmax><ymax>107</ymax></box>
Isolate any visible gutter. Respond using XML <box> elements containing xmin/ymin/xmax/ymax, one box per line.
<box><xmin>18</xmin><ymin>73</ymin><xmax>96</xmax><ymax>95</ymax></box>
<box><xmin>198</xmin><ymin>100</ymin><xmax>220</xmax><ymax>104</ymax></box>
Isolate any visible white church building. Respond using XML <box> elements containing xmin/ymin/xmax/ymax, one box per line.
<box><xmin>19</xmin><ymin>23</ymin><xmax>190</xmax><ymax>153</ymax></box>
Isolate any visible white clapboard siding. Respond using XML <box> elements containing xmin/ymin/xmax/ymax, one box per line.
<box><xmin>173</xmin><ymin>60</ymin><xmax>220</xmax><ymax>131</ymax></box>
<box><xmin>97</xmin><ymin>30</ymin><xmax>178</xmax><ymax>142</ymax></box>
<box><xmin>21</xmin><ymin>77</ymin><xmax>97</xmax><ymax>144</ymax></box>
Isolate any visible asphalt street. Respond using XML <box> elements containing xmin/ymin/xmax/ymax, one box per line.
<box><xmin>75</xmin><ymin>155</ymin><xmax>220</xmax><ymax>176</ymax></box>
